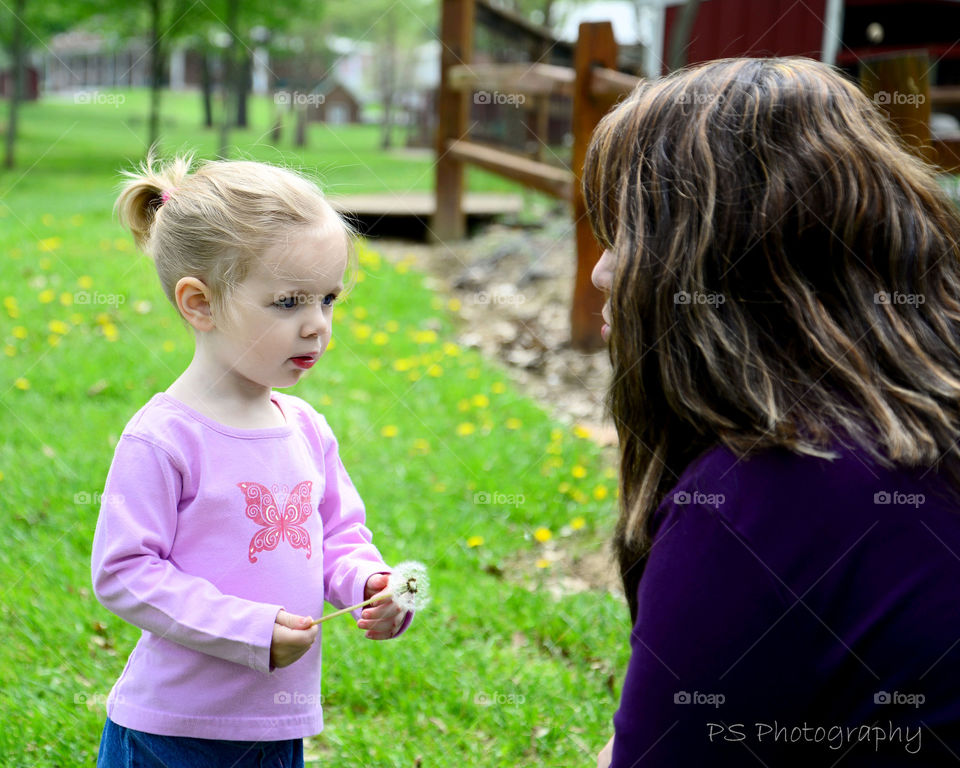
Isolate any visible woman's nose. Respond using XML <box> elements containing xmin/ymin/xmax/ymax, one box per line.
<box><xmin>592</xmin><ymin>249</ymin><xmax>613</xmax><ymax>292</ymax></box>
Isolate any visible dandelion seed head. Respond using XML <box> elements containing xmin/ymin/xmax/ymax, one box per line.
<box><xmin>387</xmin><ymin>560</ymin><xmax>430</xmax><ymax>613</ymax></box>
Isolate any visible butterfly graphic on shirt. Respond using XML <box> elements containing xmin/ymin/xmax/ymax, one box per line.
<box><xmin>237</xmin><ymin>481</ymin><xmax>313</xmax><ymax>563</ymax></box>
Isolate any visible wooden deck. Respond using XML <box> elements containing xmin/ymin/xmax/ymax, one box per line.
<box><xmin>328</xmin><ymin>192</ymin><xmax>525</xmax><ymax>218</ymax></box>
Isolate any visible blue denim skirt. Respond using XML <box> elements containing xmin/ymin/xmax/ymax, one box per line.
<box><xmin>97</xmin><ymin>717</ymin><xmax>305</xmax><ymax>768</ymax></box>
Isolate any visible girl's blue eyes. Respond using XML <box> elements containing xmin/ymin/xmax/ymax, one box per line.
<box><xmin>273</xmin><ymin>294</ymin><xmax>337</xmax><ymax>310</ymax></box>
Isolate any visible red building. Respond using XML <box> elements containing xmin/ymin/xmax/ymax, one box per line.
<box><xmin>660</xmin><ymin>0</ymin><xmax>960</xmax><ymax>86</ymax></box>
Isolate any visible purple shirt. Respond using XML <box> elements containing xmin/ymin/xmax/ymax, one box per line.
<box><xmin>91</xmin><ymin>391</ymin><xmax>408</xmax><ymax>741</ymax></box>
<box><xmin>611</xmin><ymin>440</ymin><xmax>960</xmax><ymax>765</ymax></box>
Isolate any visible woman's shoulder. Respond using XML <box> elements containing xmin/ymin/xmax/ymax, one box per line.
<box><xmin>272</xmin><ymin>391</ymin><xmax>336</xmax><ymax>442</ymax></box>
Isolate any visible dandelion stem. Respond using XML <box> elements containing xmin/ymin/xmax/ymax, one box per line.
<box><xmin>309</xmin><ymin>592</ymin><xmax>392</xmax><ymax>627</ymax></box>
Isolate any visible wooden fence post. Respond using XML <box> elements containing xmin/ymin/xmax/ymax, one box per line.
<box><xmin>571</xmin><ymin>22</ymin><xmax>618</xmax><ymax>351</ymax></box>
<box><xmin>434</xmin><ymin>0</ymin><xmax>474</xmax><ymax>242</ymax></box>
<box><xmin>860</xmin><ymin>51</ymin><xmax>934</xmax><ymax>163</ymax></box>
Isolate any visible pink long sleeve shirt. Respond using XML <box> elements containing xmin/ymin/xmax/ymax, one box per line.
<box><xmin>91</xmin><ymin>391</ymin><xmax>404</xmax><ymax>741</ymax></box>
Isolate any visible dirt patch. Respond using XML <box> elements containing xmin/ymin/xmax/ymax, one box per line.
<box><xmin>369</xmin><ymin>210</ymin><xmax>623</xmax><ymax>597</ymax></box>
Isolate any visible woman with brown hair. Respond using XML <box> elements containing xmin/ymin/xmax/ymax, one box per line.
<box><xmin>585</xmin><ymin>57</ymin><xmax>960</xmax><ymax>765</ymax></box>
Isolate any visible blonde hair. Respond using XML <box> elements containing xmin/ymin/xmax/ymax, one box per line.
<box><xmin>114</xmin><ymin>148</ymin><xmax>356</xmax><ymax>322</ymax></box>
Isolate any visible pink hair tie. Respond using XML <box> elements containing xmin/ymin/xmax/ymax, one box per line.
<box><xmin>160</xmin><ymin>189</ymin><xmax>176</xmax><ymax>204</ymax></box>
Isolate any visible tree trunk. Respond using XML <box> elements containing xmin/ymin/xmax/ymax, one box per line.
<box><xmin>379</xmin><ymin>22</ymin><xmax>397</xmax><ymax>150</ymax></box>
<box><xmin>218</xmin><ymin>0</ymin><xmax>240</xmax><ymax>158</ymax></box>
<box><xmin>201</xmin><ymin>50</ymin><xmax>213</xmax><ymax>128</ymax></box>
<box><xmin>4</xmin><ymin>0</ymin><xmax>26</xmax><ymax>170</ymax></box>
<box><xmin>236</xmin><ymin>49</ymin><xmax>249</xmax><ymax>128</ymax></box>
<box><xmin>148</xmin><ymin>0</ymin><xmax>164</xmax><ymax>150</ymax></box>
<box><xmin>667</xmin><ymin>0</ymin><xmax>701</xmax><ymax>72</ymax></box>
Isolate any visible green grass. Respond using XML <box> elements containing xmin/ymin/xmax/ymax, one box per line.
<box><xmin>0</xmin><ymin>89</ymin><xmax>625</xmax><ymax>766</ymax></box>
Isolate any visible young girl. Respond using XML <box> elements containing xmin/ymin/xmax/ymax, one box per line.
<box><xmin>585</xmin><ymin>58</ymin><xmax>960</xmax><ymax>765</ymax></box>
<box><xmin>92</xmin><ymin>152</ymin><xmax>412</xmax><ymax>767</ymax></box>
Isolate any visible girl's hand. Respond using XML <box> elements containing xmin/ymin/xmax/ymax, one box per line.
<box><xmin>358</xmin><ymin>573</ymin><xmax>406</xmax><ymax>640</ymax></box>
<box><xmin>270</xmin><ymin>609</ymin><xmax>318</xmax><ymax>669</ymax></box>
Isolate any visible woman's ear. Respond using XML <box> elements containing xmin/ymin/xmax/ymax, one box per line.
<box><xmin>175</xmin><ymin>277</ymin><xmax>215</xmax><ymax>332</ymax></box>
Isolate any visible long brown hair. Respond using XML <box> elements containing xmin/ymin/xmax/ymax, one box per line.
<box><xmin>583</xmin><ymin>57</ymin><xmax>960</xmax><ymax>618</ymax></box>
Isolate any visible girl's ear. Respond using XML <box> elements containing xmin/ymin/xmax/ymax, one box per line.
<box><xmin>175</xmin><ymin>277</ymin><xmax>215</xmax><ymax>332</ymax></box>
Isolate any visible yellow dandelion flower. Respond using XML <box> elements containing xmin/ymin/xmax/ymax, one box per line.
<box><xmin>385</xmin><ymin>320</ymin><xmax>399</xmax><ymax>333</ymax></box>
<box><xmin>78</xmin><ymin>276</ymin><xmax>93</xmax><ymax>290</ymax></box>
<box><xmin>505</xmin><ymin>417</ymin><xmax>522</xmax><ymax>430</ymax></box>
<box><xmin>550</xmin><ymin>428</ymin><xmax>563</xmax><ymax>441</ymax></box>
<box><xmin>59</xmin><ymin>292</ymin><xmax>73</xmax><ymax>306</ymax></box>
<box><xmin>471</xmin><ymin>394</ymin><xmax>489</xmax><ymax>408</ymax></box>
<box><xmin>413</xmin><ymin>329</ymin><xmax>438</xmax><ymax>344</ymax></box>
<box><xmin>353</xmin><ymin>324</ymin><xmax>371</xmax><ymax>340</ymax></box>
<box><xmin>426</xmin><ymin>364</ymin><xmax>443</xmax><ymax>377</ymax></box>
<box><xmin>447</xmin><ymin>297</ymin><xmax>462</xmax><ymax>312</ymax></box>
<box><xmin>371</xmin><ymin>331</ymin><xmax>389</xmax><ymax>345</ymax></box>
<box><xmin>412</xmin><ymin>438</ymin><xmax>430</xmax><ymax>455</ymax></box>
<box><xmin>352</xmin><ymin>306</ymin><xmax>368</xmax><ymax>320</ymax></box>
<box><xmin>48</xmin><ymin>320</ymin><xmax>69</xmax><ymax>335</ymax></box>
<box><xmin>367</xmin><ymin>358</ymin><xmax>382</xmax><ymax>371</ymax></box>
<box><xmin>95</xmin><ymin>313</ymin><xmax>111</xmax><ymax>325</ymax></box>
<box><xmin>466</xmin><ymin>535</ymin><xmax>484</xmax><ymax>548</ymax></box>
<box><xmin>571</xmin><ymin>516</ymin><xmax>586</xmax><ymax>530</ymax></box>
<box><xmin>534</xmin><ymin>527</ymin><xmax>552</xmax><ymax>543</ymax></box>
<box><xmin>535</xmin><ymin>558</ymin><xmax>551</xmax><ymax>569</ymax></box>
<box><xmin>442</xmin><ymin>342</ymin><xmax>460</xmax><ymax>357</ymax></box>
<box><xmin>395</xmin><ymin>261</ymin><xmax>409</xmax><ymax>275</ymax></box>
<box><xmin>381</xmin><ymin>425</ymin><xmax>398</xmax><ymax>438</ymax></box>
<box><xmin>47</xmin><ymin>334</ymin><xmax>61</xmax><ymax>347</ymax></box>
<box><xmin>12</xmin><ymin>326</ymin><xmax>27</xmax><ymax>339</ymax></box>
<box><xmin>558</xmin><ymin>482</ymin><xmax>571</xmax><ymax>494</ymax></box>
<box><xmin>355</xmin><ymin>271</ymin><xmax>366</xmax><ymax>283</ymax></box>
<box><xmin>0</xmin><ymin>470</ymin><xmax>4</xmax><ymax>481</ymax></box>
<box><xmin>38</xmin><ymin>236</ymin><xmax>61</xmax><ymax>252</ymax></box>
<box><xmin>5</xmin><ymin>305</ymin><xmax>19</xmax><ymax>319</ymax></box>
<box><xmin>102</xmin><ymin>323</ymin><xmax>119</xmax><ymax>341</ymax></box>
<box><xmin>491</xmin><ymin>381</ymin><xmax>506</xmax><ymax>394</ymax></box>
<box><xmin>3</xmin><ymin>296</ymin><xmax>17</xmax><ymax>310</ymax></box>
<box><xmin>456</xmin><ymin>422</ymin><xmax>476</xmax><ymax>436</ymax></box>
<box><xmin>327</xmin><ymin>338</ymin><xmax>336</xmax><ymax>351</ymax></box>
<box><xmin>14</xmin><ymin>377</ymin><xmax>29</xmax><ymax>390</ymax></box>
<box><xmin>593</xmin><ymin>485</ymin><xmax>609</xmax><ymax>501</ymax></box>
<box><xmin>573</xmin><ymin>424</ymin><xmax>592</xmax><ymax>439</ymax></box>
<box><xmin>572</xmin><ymin>490</ymin><xmax>588</xmax><ymax>503</ymax></box>
<box><xmin>393</xmin><ymin>358</ymin><xmax>413</xmax><ymax>372</ymax></box>
<box><xmin>571</xmin><ymin>465</ymin><xmax>588</xmax><ymax>479</ymax></box>
<box><xmin>162</xmin><ymin>340</ymin><xmax>176</xmax><ymax>353</ymax></box>
<box><xmin>38</xmin><ymin>289</ymin><xmax>55</xmax><ymax>304</ymax></box>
